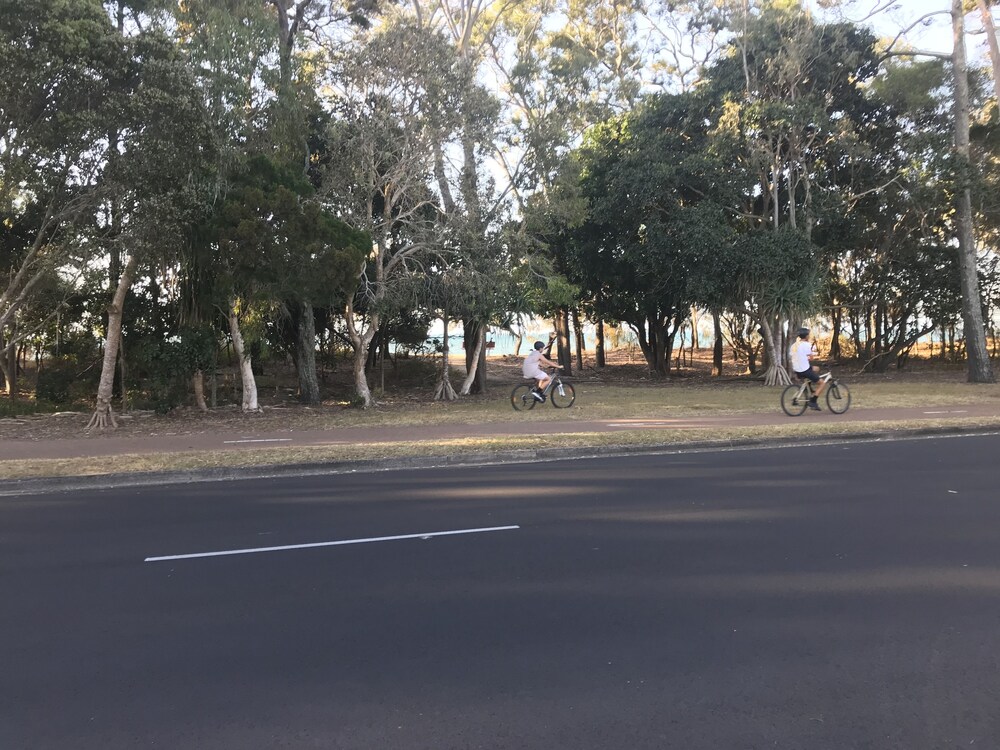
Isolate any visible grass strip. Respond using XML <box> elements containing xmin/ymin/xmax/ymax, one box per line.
<box><xmin>3</xmin><ymin>417</ymin><xmax>999</xmax><ymax>481</ymax></box>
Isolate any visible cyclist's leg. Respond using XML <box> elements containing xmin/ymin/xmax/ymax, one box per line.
<box><xmin>812</xmin><ymin>366</ymin><xmax>828</xmax><ymax>396</ymax></box>
<box><xmin>797</xmin><ymin>368</ymin><xmax>821</xmax><ymax>408</ymax></box>
<box><xmin>532</xmin><ymin>374</ymin><xmax>549</xmax><ymax>400</ymax></box>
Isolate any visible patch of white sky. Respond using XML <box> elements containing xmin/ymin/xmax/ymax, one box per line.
<box><xmin>810</xmin><ymin>0</ymin><xmax>992</xmax><ymax>61</ymax></box>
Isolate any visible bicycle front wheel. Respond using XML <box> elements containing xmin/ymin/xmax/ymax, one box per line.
<box><xmin>511</xmin><ymin>384</ymin><xmax>537</xmax><ymax>411</ymax></box>
<box><xmin>826</xmin><ymin>382</ymin><xmax>851</xmax><ymax>414</ymax></box>
<box><xmin>781</xmin><ymin>384</ymin><xmax>808</xmax><ymax>416</ymax></box>
<box><xmin>550</xmin><ymin>381</ymin><xmax>576</xmax><ymax>408</ymax></box>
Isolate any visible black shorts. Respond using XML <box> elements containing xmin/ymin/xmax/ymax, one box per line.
<box><xmin>795</xmin><ymin>368</ymin><xmax>819</xmax><ymax>383</ymax></box>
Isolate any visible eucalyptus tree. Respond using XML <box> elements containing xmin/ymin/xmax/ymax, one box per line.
<box><xmin>872</xmin><ymin>1</ymin><xmax>997</xmax><ymax>382</ymax></box>
<box><xmin>322</xmin><ymin>21</ymin><xmax>466</xmax><ymax>406</ymax></box>
<box><xmin>949</xmin><ymin>0</ymin><xmax>996</xmax><ymax>381</ymax></box>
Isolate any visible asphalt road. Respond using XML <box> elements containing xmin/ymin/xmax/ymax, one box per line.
<box><xmin>3</xmin><ymin>434</ymin><xmax>1000</xmax><ymax>749</ymax></box>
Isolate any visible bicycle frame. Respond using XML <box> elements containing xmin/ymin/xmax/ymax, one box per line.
<box><xmin>540</xmin><ymin>371</ymin><xmax>566</xmax><ymax>397</ymax></box>
<box><xmin>793</xmin><ymin>371</ymin><xmax>833</xmax><ymax>399</ymax></box>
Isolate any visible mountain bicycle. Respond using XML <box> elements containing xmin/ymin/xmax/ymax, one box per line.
<box><xmin>511</xmin><ymin>369</ymin><xmax>576</xmax><ymax>411</ymax></box>
<box><xmin>780</xmin><ymin>369</ymin><xmax>851</xmax><ymax>416</ymax></box>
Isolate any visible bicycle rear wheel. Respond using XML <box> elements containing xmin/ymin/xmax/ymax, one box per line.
<box><xmin>511</xmin><ymin>384</ymin><xmax>537</xmax><ymax>411</ymax></box>
<box><xmin>826</xmin><ymin>382</ymin><xmax>851</xmax><ymax>414</ymax></box>
<box><xmin>781</xmin><ymin>384</ymin><xmax>808</xmax><ymax>416</ymax></box>
<box><xmin>550</xmin><ymin>381</ymin><xmax>576</xmax><ymax>408</ymax></box>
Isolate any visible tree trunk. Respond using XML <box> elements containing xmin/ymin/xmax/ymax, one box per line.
<box><xmin>0</xmin><ymin>327</ymin><xmax>10</xmax><ymax>396</ymax></box>
<box><xmin>953</xmin><ymin>0</ymin><xmax>997</xmax><ymax>383</ymax></box>
<box><xmin>346</xmin><ymin>298</ymin><xmax>377</xmax><ymax>407</ymax></box>
<box><xmin>759</xmin><ymin>318</ymin><xmax>791</xmax><ymax>386</ymax></box>
<box><xmin>296</xmin><ymin>302</ymin><xmax>321</xmax><ymax>403</ymax></box>
<box><xmin>830</xmin><ymin>305</ymin><xmax>842</xmax><ymax>361</ymax></box>
<box><xmin>572</xmin><ymin>308</ymin><xmax>585</xmax><ymax>370</ymax></box>
<box><xmin>555</xmin><ymin>309</ymin><xmax>572</xmax><ymax>374</ymax></box>
<box><xmin>459</xmin><ymin>326</ymin><xmax>485</xmax><ymax>396</ymax></box>
<box><xmin>976</xmin><ymin>0</ymin><xmax>1000</xmax><ymax>103</ymax></box>
<box><xmin>87</xmin><ymin>254</ymin><xmax>138</xmax><ymax>430</ymax></box>
<box><xmin>434</xmin><ymin>312</ymin><xmax>458</xmax><ymax>401</ymax></box>
<box><xmin>227</xmin><ymin>300</ymin><xmax>260</xmax><ymax>413</ymax></box>
<box><xmin>595</xmin><ymin>319</ymin><xmax>606</xmax><ymax>368</ymax></box>
<box><xmin>712</xmin><ymin>311</ymin><xmax>724</xmax><ymax>377</ymax></box>
<box><xmin>192</xmin><ymin>370</ymin><xmax>208</xmax><ymax>412</ymax></box>
<box><xmin>462</xmin><ymin>320</ymin><xmax>487</xmax><ymax>394</ymax></box>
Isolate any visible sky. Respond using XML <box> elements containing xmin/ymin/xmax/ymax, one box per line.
<box><xmin>818</xmin><ymin>0</ymin><xmax>991</xmax><ymax>61</ymax></box>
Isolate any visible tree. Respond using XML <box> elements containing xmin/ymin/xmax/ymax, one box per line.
<box><xmin>0</xmin><ymin>0</ymin><xmax>125</xmax><ymax>392</ymax></box>
<box><xmin>707</xmin><ymin>1</ymin><xmax>883</xmax><ymax>383</ymax></box>
<box><xmin>951</xmin><ymin>0</ymin><xmax>996</xmax><ymax>381</ymax></box>
<box><xmin>558</xmin><ymin>93</ymin><xmax>731</xmax><ymax>375</ymax></box>
<box><xmin>87</xmin><ymin>27</ymin><xmax>214</xmax><ymax>429</ymax></box>
<box><xmin>214</xmin><ymin>156</ymin><xmax>368</xmax><ymax>404</ymax></box>
<box><xmin>322</xmin><ymin>21</ymin><xmax>466</xmax><ymax>406</ymax></box>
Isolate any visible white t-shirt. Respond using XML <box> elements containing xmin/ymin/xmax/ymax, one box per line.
<box><xmin>789</xmin><ymin>340</ymin><xmax>813</xmax><ymax>373</ymax></box>
<box><xmin>522</xmin><ymin>350</ymin><xmax>546</xmax><ymax>379</ymax></box>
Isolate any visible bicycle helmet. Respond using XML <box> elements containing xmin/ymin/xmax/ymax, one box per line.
<box><xmin>797</xmin><ymin>327</ymin><xmax>810</xmax><ymax>339</ymax></box>
<box><xmin>533</xmin><ymin>340</ymin><xmax>546</xmax><ymax>351</ymax></box>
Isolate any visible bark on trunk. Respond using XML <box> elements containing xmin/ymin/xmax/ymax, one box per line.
<box><xmin>87</xmin><ymin>254</ymin><xmax>137</xmax><ymax>430</ymax></box>
<box><xmin>759</xmin><ymin>318</ymin><xmax>791</xmax><ymax>386</ymax></box>
<box><xmin>0</xmin><ymin>327</ymin><xmax>10</xmax><ymax>395</ymax></box>
<box><xmin>346</xmin><ymin>299</ymin><xmax>377</xmax><ymax>407</ymax></box>
<box><xmin>555</xmin><ymin>308</ymin><xmax>572</xmax><ymax>375</ymax></box>
<box><xmin>712</xmin><ymin>312</ymin><xmax>724</xmax><ymax>377</ymax></box>
<box><xmin>976</xmin><ymin>0</ymin><xmax>1000</xmax><ymax>103</ymax></box>
<box><xmin>595</xmin><ymin>319</ymin><xmax>606</xmax><ymax>368</ymax></box>
<box><xmin>830</xmin><ymin>306</ymin><xmax>842</xmax><ymax>360</ymax></box>
<box><xmin>434</xmin><ymin>312</ymin><xmax>457</xmax><ymax>401</ymax></box>
<box><xmin>459</xmin><ymin>326</ymin><xmax>484</xmax><ymax>396</ymax></box>
<box><xmin>192</xmin><ymin>370</ymin><xmax>208</xmax><ymax>412</ymax></box>
<box><xmin>572</xmin><ymin>309</ymin><xmax>585</xmax><ymax>370</ymax></box>
<box><xmin>227</xmin><ymin>300</ymin><xmax>260</xmax><ymax>413</ymax></box>
<box><xmin>463</xmin><ymin>320</ymin><xmax>488</xmax><ymax>395</ymax></box>
<box><xmin>296</xmin><ymin>302</ymin><xmax>321</xmax><ymax>403</ymax></box>
<box><xmin>953</xmin><ymin>0</ymin><xmax>997</xmax><ymax>383</ymax></box>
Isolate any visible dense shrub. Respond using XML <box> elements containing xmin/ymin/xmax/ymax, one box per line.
<box><xmin>130</xmin><ymin>326</ymin><xmax>217</xmax><ymax>413</ymax></box>
<box><xmin>35</xmin><ymin>356</ymin><xmax>97</xmax><ymax>405</ymax></box>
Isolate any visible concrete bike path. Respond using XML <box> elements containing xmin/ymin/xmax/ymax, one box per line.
<box><xmin>1</xmin><ymin>403</ymin><xmax>997</xmax><ymax>463</ymax></box>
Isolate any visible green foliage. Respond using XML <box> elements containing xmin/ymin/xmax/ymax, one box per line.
<box><xmin>129</xmin><ymin>326</ymin><xmax>217</xmax><ymax>413</ymax></box>
<box><xmin>215</xmin><ymin>155</ymin><xmax>370</xmax><ymax>307</ymax></box>
<box><xmin>733</xmin><ymin>228</ymin><xmax>822</xmax><ymax>318</ymax></box>
<box><xmin>35</xmin><ymin>356</ymin><xmax>98</xmax><ymax>406</ymax></box>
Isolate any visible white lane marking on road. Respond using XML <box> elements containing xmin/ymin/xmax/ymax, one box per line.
<box><xmin>222</xmin><ymin>438</ymin><xmax>294</xmax><ymax>444</ymax></box>
<box><xmin>144</xmin><ymin>525</ymin><xmax>520</xmax><ymax>562</ymax></box>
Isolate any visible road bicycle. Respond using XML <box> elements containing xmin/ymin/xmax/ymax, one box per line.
<box><xmin>780</xmin><ymin>370</ymin><xmax>851</xmax><ymax>416</ymax></box>
<box><xmin>511</xmin><ymin>369</ymin><xmax>576</xmax><ymax>411</ymax></box>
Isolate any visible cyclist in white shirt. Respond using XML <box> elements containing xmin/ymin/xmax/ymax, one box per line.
<box><xmin>522</xmin><ymin>340</ymin><xmax>561</xmax><ymax>402</ymax></box>
<box><xmin>789</xmin><ymin>327</ymin><xmax>823</xmax><ymax>410</ymax></box>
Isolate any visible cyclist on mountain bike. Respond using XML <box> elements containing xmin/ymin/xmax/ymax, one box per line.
<box><xmin>790</xmin><ymin>327</ymin><xmax>824</xmax><ymax>410</ymax></box>
<box><xmin>522</xmin><ymin>340</ymin><xmax>561</xmax><ymax>402</ymax></box>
